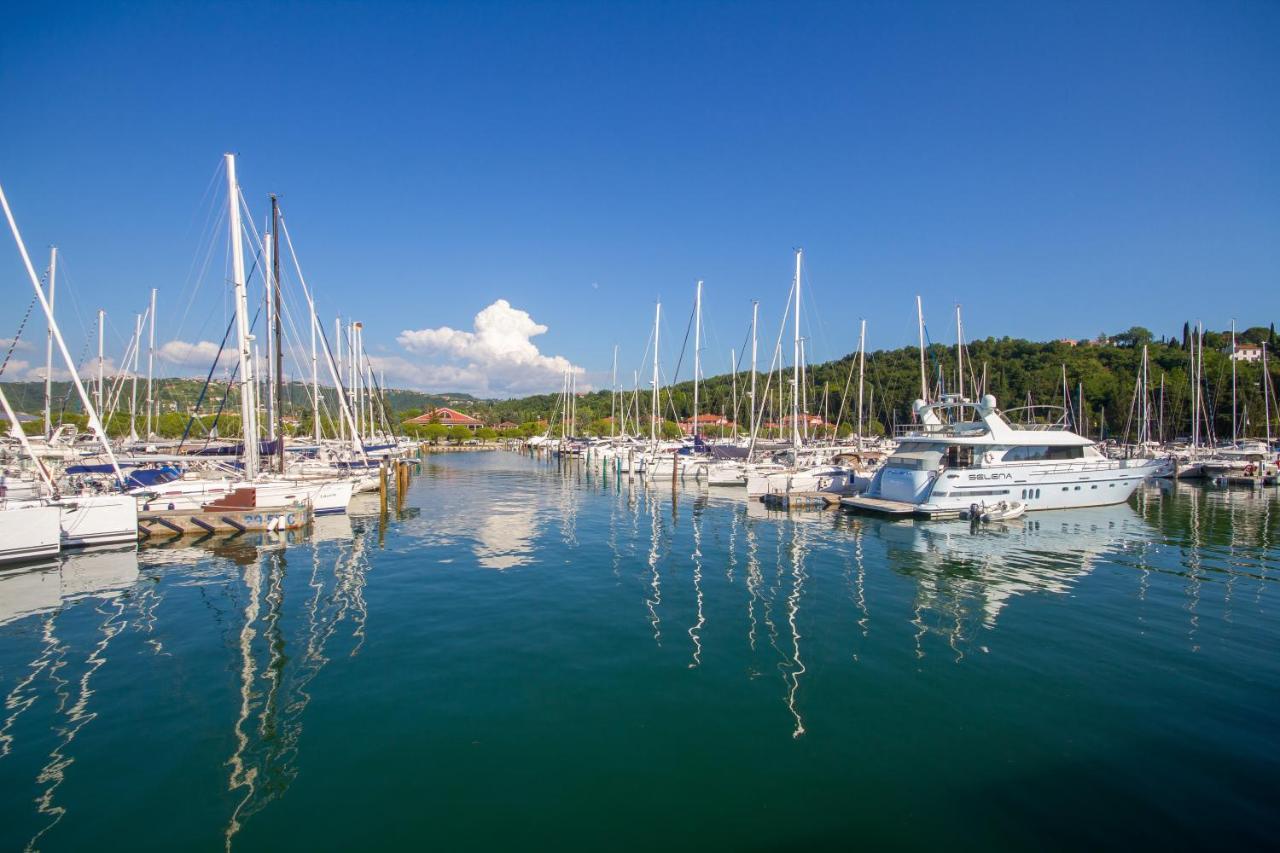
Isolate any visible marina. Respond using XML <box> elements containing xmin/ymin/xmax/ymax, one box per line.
<box><xmin>1</xmin><ymin>450</ymin><xmax>1278</xmax><ymax>849</ymax></box>
<box><xmin>2</xmin><ymin>2</ymin><xmax>1278</xmax><ymax>849</ymax></box>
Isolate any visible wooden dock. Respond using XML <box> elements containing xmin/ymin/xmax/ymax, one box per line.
<box><xmin>839</xmin><ymin>495</ymin><xmax>920</xmax><ymax>516</ymax></box>
<box><xmin>761</xmin><ymin>491</ymin><xmax>843</xmax><ymax>509</ymax></box>
<box><xmin>138</xmin><ymin>503</ymin><xmax>311</xmax><ymax>538</ymax></box>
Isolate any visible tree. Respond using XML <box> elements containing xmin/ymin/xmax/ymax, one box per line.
<box><xmin>660</xmin><ymin>420</ymin><xmax>682</xmax><ymax>440</ymax></box>
<box><xmin>446</xmin><ymin>425</ymin><xmax>471</xmax><ymax>444</ymax></box>
<box><xmin>1182</xmin><ymin>322</ymin><xmax>1191</xmax><ymax>351</ymax></box>
<box><xmin>476</xmin><ymin>427</ymin><xmax>498</xmax><ymax>442</ymax></box>
<box><xmin>422</xmin><ymin>423</ymin><xmax>447</xmax><ymax>444</ymax></box>
<box><xmin>400</xmin><ymin>407</ymin><xmax>423</xmax><ymax>422</ymax></box>
<box><xmin>1111</xmin><ymin>326</ymin><xmax>1153</xmax><ymax>348</ymax></box>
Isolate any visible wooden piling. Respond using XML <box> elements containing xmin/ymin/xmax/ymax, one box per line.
<box><xmin>379</xmin><ymin>459</ymin><xmax>388</xmax><ymax>516</ymax></box>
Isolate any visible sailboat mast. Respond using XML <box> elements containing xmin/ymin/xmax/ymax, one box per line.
<box><xmin>1264</xmin><ymin>343</ymin><xmax>1273</xmax><ymax>447</ymax></box>
<box><xmin>730</xmin><ymin>348</ymin><xmax>737</xmax><ymax>436</ymax></box>
<box><xmin>750</xmin><ymin>300</ymin><xmax>758</xmax><ymax>439</ymax></box>
<box><xmin>651</xmin><ymin>301</ymin><xmax>660</xmax><ymax>444</ymax></box>
<box><xmin>43</xmin><ymin>247</ymin><xmax>56</xmax><ymax>438</ymax></box>
<box><xmin>856</xmin><ymin>319</ymin><xmax>866</xmax><ymax>449</ymax></box>
<box><xmin>97</xmin><ymin>308</ymin><xmax>105</xmax><ymax>415</ymax></box>
<box><xmin>916</xmin><ymin>295</ymin><xmax>927</xmax><ymax>403</ymax></box>
<box><xmin>955</xmin><ymin>304</ymin><xmax>964</xmax><ymax>399</ymax></box>
<box><xmin>130</xmin><ymin>312</ymin><xmax>141</xmax><ymax>439</ymax></box>
<box><xmin>271</xmin><ymin>195</ymin><xmax>284</xmax><ymax>472</ymax></box>
<box><xmin>311</xmin><ymin>300</ymin><xmax>320</xmax><ymax>443</ymax></box>
<box><xmin>225</xmin><ymin>153</ymin><xmax>259</xmax><ymax>478</ymax></box>
<box><xmin>693</xmin><ymin>280</ymin><xmax>702</xmax><ymax>440</ymax></box>
<box><xmin>611</xmin><ymin>344</ymin><xmax>618</xmax><ymax>439</ymax></box>
<box><xmin>146</xmin><ymin>287</ymin><xmax>156</xmax><ymax>438</ymax></box>
<box><xmin>1231</xmin><ymin>319</ymin><xmax>1238</xmax><ymax>444</ymax></box>
<box><xmin>1</xmin><ymin>181</ymin><xmax>126</xmax><ymax>485</ymax></box>
<box><xmin>791</xmin><ymin>249</ymin><xmax>802</xmax><ymax>450</ymax></box>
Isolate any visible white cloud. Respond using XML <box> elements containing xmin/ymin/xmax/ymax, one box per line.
<box><xmin>0</xmin><ymin>337</ymin><xmax>34</xmax><ymax>352</ymax></box>
<box><xmin>395</xmin><ymin>300</ymin><xmax>583</xmax><ymax>396</ymax></box>
<box><xmin>158</xmin><ymin>339</ymin><xmax>223</xmax><ymax>368</ymax></box>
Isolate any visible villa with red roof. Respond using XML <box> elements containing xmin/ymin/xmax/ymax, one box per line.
<box><xmin>403</xmin><ymin>407</ymin><xmax>484</xmax><ymax>431</ymax></box>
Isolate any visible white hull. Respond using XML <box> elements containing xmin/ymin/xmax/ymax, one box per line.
<box><xmin>876</xmin><ymin>459</ymin><xmax>1158</xmax><ymax>515</ymax></box>
<box><xmin>0</xmin><ymin>503</ymin><xmax>61</xmax><ymax>564</ymax></box>
<box><xmin>57</xmin><ymin>493</ymin><xmax>139</xmax><ymax>548</ymax></box>
<box><xmin>747</xmin><ymin>465</ymin><xmax>856</xmax><ymax>497</ymax></box>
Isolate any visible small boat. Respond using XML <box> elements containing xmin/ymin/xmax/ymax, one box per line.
<box><xmin>963</xmin><ymin>499</ymin><xmax>1027</xmax><ymax>523</ymax></box>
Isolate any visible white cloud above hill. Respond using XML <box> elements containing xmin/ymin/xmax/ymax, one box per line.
<box><xmin>394</xmin><ymin>299</ymin><xmax>582</xmax><ymax>397</ymax></box>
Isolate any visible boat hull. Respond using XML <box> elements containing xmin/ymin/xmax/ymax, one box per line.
<box><xmin>58</xmin><ymin>494</ymin><xmax>139</xmax><ymax>548</ymax></box>
<box><xmin>0</xmin><ymin>503</ymin><xmax>61</xmax><ymax>565</ymax></box>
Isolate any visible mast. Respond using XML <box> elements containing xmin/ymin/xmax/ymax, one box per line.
<box><xmin>225</xmin><ymin>153</ymin><xmax>259</xmax><ymax>478</ymax></box>
<box><xmin>1140</xmin><ymin>344</ymin><xmax>1150</xmax><ymax>445</ymax></box>
<box><xmin>1</xmin><ymin>180</ymin><xmax>126</xmax><ymax>485</ymax></box>
<box><xmin>692</xmin><ymin>280</ymin><xmax>702</xmax><ymax>440</ymax></box>
<box><xmin>955</xmin><ymin>304</ymin><xmax>964</xmax><ymax>400</ymax></box>
<box><xmin>97</xmin><ymin>308</ymin><xmax>105</xmax><ymax>415</ymax></box>
<box><xmin>750</xmin><ymin>300</ymin><xmax>758</xmax><ymax>440</ymax></box>
<box><xmin>856</xmin><ymin>319</ymin><xmax>866</xmax><ymax>449</ymax></box>
<box><xmin>271</xmin><ymin>195</ymin><xmax>284</xmax><ymax>472</ymax></box>
<box><xmin>263</xmin><ymin>231</ymin><xmax>275</xmax><ymax>443</ymax></box>
<box><xmin>651</xmin><ymin>301</ymin><xmax>660</xmax><ymax>444</ymax></box>
<box><xmin>310</xmin><ymin>296</ymin><xmax>319</xmax><ymax>442</ymax></box>
<box><xmin>276</xmin><ymin>213</ymin><xmax>366</xmax><ymax>458</ymax></box>
<box><xmin>335</xmin><ymin>316</ymin><xmax>345</xmax><ymax>441</ymax></box>
<box><xmin>130</xmin><ymin>312</ymin><xmax>141</xmax><ymax>440</ymax></box>
<box><xmin>1159</xmin><ymin>373</ymin><xmax>1165</xmax><ymax>445</ymax></box>
<box><xmin>916</xmin><ymin>295</ymin><xmax>927</xmax><ymax>403</ymax></box>
<box><xmin>799</xmin><ymin>337</ymin><xmax>808</xmax><ymax>441</ymax></box>
<box><xmin>1231</xmin><ymin>319</ymin><xmax>1238</xmax><ymax>445</ymax></box>
<box><xmin>730</xmin><ymin>348</ymin><xmax>737</xmax><ymax>437</ymax></box>
<box><xmin>43</xmin><ymin>246</ymin><xmax>56</xmax><ymax>438</ymax></box>
<box><xmin>1264</xmin><ymin>343</ymin><xmax>1273</xmax><ymax>448</ymax></box>
<box><xmin>146</xmin><ymin>287</ymin><xmax>156</xmax><ymax>438</ymax></box>
<box><xmin>791</xmin><ymin>249</ymin><xmax>802</xmax><ymax>450</ymax></box>
<box><xmin>611</xmin><ymin>344</ymin><xmax>618</xmax><ymax>439</ymax></box>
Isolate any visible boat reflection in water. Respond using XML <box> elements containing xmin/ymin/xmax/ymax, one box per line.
<box><xmin>221</xmin><ymin>510</ymin><xmax>376</xmax><ymax>848</ymax></box>
<box><xmin>0</xmin><ymin>546</ymin><xmax>141</xmax><ymax>850</ymax></box>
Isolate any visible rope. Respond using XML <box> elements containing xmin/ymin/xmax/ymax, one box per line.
<box><xmin>0</xmin><ymin>294</ymin><xmax>38</xmax><ymax>377</ymax></box>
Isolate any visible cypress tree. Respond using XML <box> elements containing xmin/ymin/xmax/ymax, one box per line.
<box><xmin>1182</xmin><ymin>321</ymin><xmax>1191</xmax><ymax>351</ymax></box>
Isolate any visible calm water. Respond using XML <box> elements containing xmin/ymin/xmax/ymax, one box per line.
<box><xmin>2</xmin><ymin>451</ymin><xmax>1277</xmax><ymax>851</ymax></box>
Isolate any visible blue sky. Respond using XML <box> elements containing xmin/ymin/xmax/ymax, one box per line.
<box><xmin>2</xmin><ymin>0</ymin><xmax>1277</xmax><ymax>396</ymax></box>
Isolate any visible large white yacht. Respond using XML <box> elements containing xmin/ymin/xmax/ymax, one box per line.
<box><xmin>843</xmin><ymin>395</ymin><xmax>1161</xmax><ymax>518</ymax></box>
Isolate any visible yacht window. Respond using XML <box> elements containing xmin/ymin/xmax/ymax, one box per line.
<box><xmin>944</xmin><ymin>445</ymin><xmax>975</xmax><ymax>469</ymax></box>
<box><xmin>1003</xmin><ymin>445</ymin><xmax>1085</xmax><ymax>462</ymax></box>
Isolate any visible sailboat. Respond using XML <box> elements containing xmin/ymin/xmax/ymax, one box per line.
<box><xmin>1</xmin><ymin>179</ymin><xmax>139</xmax><ymax>551</ymax></box>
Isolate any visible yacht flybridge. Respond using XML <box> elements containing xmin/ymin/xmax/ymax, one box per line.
<box><xmin>843</xmin><ymin>394</ymin><xmax>1161</xmax><ymax>518</ymax></box>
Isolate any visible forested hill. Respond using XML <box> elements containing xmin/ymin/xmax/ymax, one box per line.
<box><xmin>3</xmin><ymin>324</ymin><xmax>1276</xmax><ymax>441</ymax></box>
<box><xmin>488</xmin><ymin>324</ymin><xmax>1278</xmax><ymax>441</ymax></box>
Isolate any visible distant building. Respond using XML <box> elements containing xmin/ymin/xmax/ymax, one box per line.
<box><xmin>496</xmin><ymin>421</ymin><xmax>519</xmax><ymax>431</ymax></box>
<box><xmin>782</xmin><ymin>413</ymin><xmax>826</xmax><ymax>429</ymax></box>
<box><xmin>1058</xmin><ymin>338</ymin><xmax>1079</xmax><ymax>347</ymax></box>
<box><xmin>403</xmin><ymin>407</ymin><xmax>484</xmax><ymax>431</ymax></box>
<box><xmin>680</xmin><ymin>413</ymin><xmax>735</xmax><ymax>435</ymax></box>
<box><xmin>1232</xmin><ymin>343</ymin><xmax>1264</xmax><ymax>362</ymax></box>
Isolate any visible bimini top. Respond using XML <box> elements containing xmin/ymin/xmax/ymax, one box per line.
<box><xmin>902</xmin><ymin>395</ymin><xmax>1091</xmax><ymax>448</ymax></box>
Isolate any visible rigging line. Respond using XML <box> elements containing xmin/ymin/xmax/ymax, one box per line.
<box><xmin>171</xmin><ymin>204</ymin><xmax>227</xmax><ymax>352</ymax></box>
<box><xmin>177</xmin><ymin>310</ymin><xmax>237</xmax><ymax>449</ymax></box>
<box><xmin>831</xmin><ymin>325</ymin><xmax>861</xmax><ymax>434</ymax></box>
<box><xmin>0</xmin><ymin>294</ymin><xmax>38</xmax><ymax>377</ymax></box>
<box><xmin>661</xmin><ymin>296</ymin><xmax>697</xmax><ymax>423</ymax></box>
